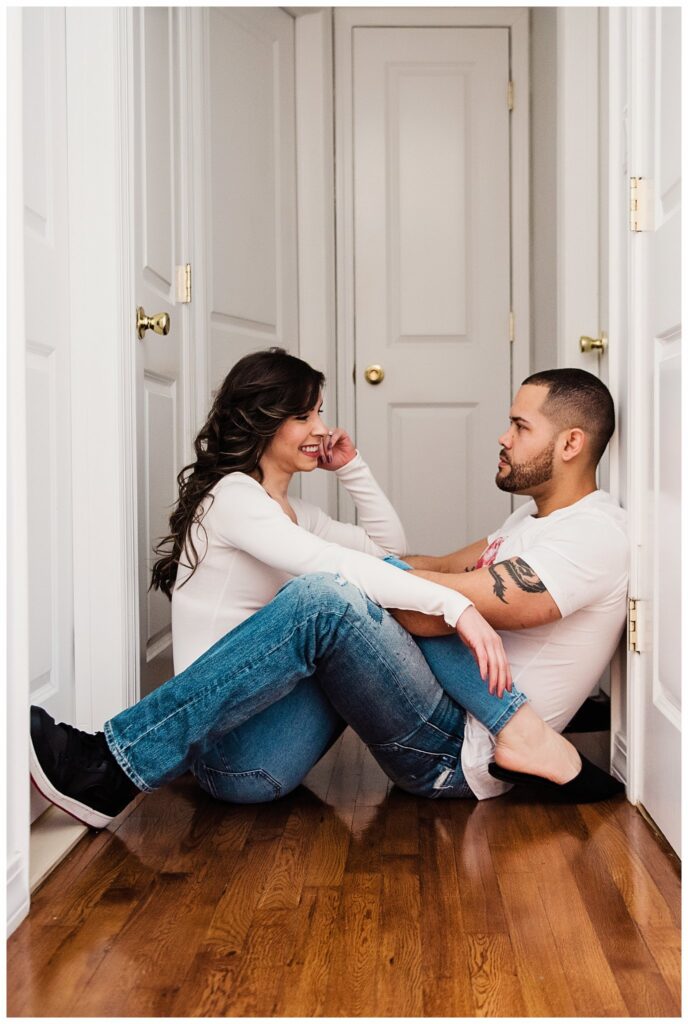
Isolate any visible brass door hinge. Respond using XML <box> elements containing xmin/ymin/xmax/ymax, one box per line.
<box><xmin>507</xmin><ymin>80</ymin><xmax>514</xmax><ymax>111</ymax></box>
<box><xmin>628</xmin><ymin>597</ymin><xmax>642</xmax><ymax>653</ymax></box>
<box><xmin>630</xmin><ymin>177</ymin><xmax>653</xmax><ymax>232</ymax></box>
<box><xmin>176</xmin><ymin>263</ymin><xmax>192</xmax><ymax>304</ymax></box>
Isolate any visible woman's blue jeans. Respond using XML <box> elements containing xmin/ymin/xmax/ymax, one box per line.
<box><xmin>105</xmin><ymin>571</ymin><xmax>527</xmax><ymax>802</ymax></box>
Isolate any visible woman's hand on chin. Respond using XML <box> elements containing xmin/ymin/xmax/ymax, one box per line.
<box><xmin>455</xmin><ymin>606</ymin><xmax>513</xmax><ymax>699</ymax></box>
<box><xmin>318</xmin><ymin>428</ymin><xmax>357</xmax><ymax>471</ymax></box>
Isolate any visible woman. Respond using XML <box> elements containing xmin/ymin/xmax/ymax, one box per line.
<box><xmin>141</xmin><ymin>347</ymin><xmax>515</xmax><ymax>803</ymax></box>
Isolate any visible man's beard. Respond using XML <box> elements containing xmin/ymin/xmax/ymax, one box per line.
<box><xmin>495</xmin><ymin>440</ymin><xmax>556</xmax><ymax>493</ymax></box>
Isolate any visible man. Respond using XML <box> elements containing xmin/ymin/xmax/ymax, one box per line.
<box><xmin>30</xmin><ymin>369</ymin><xmax>627</xmax><ymax>827</ymax></box>
<box><xmin>394</xmin><ymin>367</ymin><xmax>628</xmax><ymax>800</ymax></box>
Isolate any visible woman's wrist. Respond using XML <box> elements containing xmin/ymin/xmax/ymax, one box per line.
<box><xmin>334</xmin><ymin>450</ymin><xmax>362</xmax><ymax>474</ymax></box>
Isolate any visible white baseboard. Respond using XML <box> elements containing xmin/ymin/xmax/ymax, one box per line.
<box><xmin>7</xmin><ymin>853</ymin><xmax>30</xmax><ymax>937</ymax></box>
<box><xmin>29</xmin><ymin>806</ymin><xmax>88</xmax><ymax>893</ymax></box>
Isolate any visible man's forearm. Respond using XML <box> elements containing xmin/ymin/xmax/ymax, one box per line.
<box><xmin>409</xmin><ymin>563</ymin><xmax>560</xmax><ymax>630</ymax></box>
<box><xmin>405</xmin><ymin>537</ymin><xmax>489</xmax><ymax>575</ymax></box>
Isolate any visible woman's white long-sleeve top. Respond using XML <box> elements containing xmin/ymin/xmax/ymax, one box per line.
<box><xmin>171</xmin><ymin>452</ymin><xmax>471</xmax><ymax>672</ymax></box>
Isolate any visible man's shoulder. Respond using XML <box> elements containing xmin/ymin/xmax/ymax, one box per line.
<box><xmin>546</xmin><ymin>492</ymin><xmax>628</xmax><ymax>549</ymax></box>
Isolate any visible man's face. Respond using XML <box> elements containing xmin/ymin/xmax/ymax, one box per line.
<box><xmin>496</xmin><ymin>385</ymin><xmax>559</xmax><ymax>494</ymax></box>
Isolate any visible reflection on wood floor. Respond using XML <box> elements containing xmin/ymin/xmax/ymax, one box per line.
<box><xmin>8</xmin><ymin>729</ymin><xmax>681</xmax><ymax>1017</ymax></box>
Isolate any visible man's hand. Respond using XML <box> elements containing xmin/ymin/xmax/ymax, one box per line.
<box><xmin>455</xmin><ymin>606</ymin><xmax>512</xmax><ymax>698</ymax></box>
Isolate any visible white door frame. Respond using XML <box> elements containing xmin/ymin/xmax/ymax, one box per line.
<box><xmin>7</xmin><ymin>7</ymin><xmax>32</xmax><ymax>936</ymax></box>
<box><xmin>605</xmin><ymin>8</ymin><xmax>631</xmax><ymax>788</ymax></box>
<box><xmin>67</xmin><ymin>8</ymin><xmax>139</xmax><ymax>731</ymax></box>
<box><xmin>333</xmin><ymin>6</ymin><xmax>530</xmax><ymax>523</ymax></box>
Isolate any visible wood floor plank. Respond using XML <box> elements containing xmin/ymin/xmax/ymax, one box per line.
<box><xmin>219</xmin><ymin>906</ymin><xmax>301</xmax><ymax>1016</ymax></box>
<box><xmin>547</xmin><ymin>801</ymin><xmax>679</xmax><ymax>1017</ymax></box>
<box><xmin>383</xmin><ymin>787</ymin><xmax>419</xmax><ymax>856</ymax></box>
<box><xmin>452</xmin><ymin>799</ymin><xmax>509</xmax><ymax>934</ymax></box>
<box><xmin>377</xmin><ymin>854</ymin><xmax>424</xmax><ymax>1016</ymax></box>
<box><xmin>345</xmin><ymin>800</ymin><xmax>387</xmax><ymax>874</ymax></box>
<box><xmin>273</xmin><ymin>886</ymin><xmax>341</xmax><ymax>1016</ymax></box>
<box><xmin>193</xmin><ymin>834</ymin><xmax>283</xmax><ymax>959</ymax></box>
<box><xmin>418</xmin><ymin>815</ymin><xmax>476</xmax><ymax>1016</ymax></box>
<box><xmin>465</xmin><ymin>931</ymin><xmax>528</xmax><ymax>1017</ymax></box>
<box><xmin>578</xmin><ymin>802</ymin><xmax>682</xmax><ymax>1002</ymax></box>
<box><xmin>491</xmin><ymin>857</ymin><xmax>578</xmax><ymax>1016</ymax></box>
<box><xmin>519</xmin><ymin>802</ymin><xmax>629</xmax><ymax>1016</ymax></box>
<box><xmin>302</xmin><ymin>797</ymin><xmax>354</xmax><ymax>887</ymax></box>
<box><xmin>257</xmin><ymin>803</ymin><xmax>310</xmax><ymax>911</ymax></box>
<box><xmin>322</xmin><ymin>871</ymin><xmax>382</xmax><ymax>1015</ymax></box>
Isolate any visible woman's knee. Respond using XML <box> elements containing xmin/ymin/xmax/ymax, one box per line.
<box><xmin>279</xmin><ymin>571</ymin><xmax>365</xmax><ymax>614</ymax></box>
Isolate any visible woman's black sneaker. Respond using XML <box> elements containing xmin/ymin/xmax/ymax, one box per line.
<box><xmin>30</xmin><ymin>706</ymin><xmax>140</xmax><ymax>829</ymax></box>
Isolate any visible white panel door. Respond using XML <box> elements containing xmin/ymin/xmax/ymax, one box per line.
<box><xmin>199</xmin><ymin>7</ymin><xmax>298</xmax><ymax>396</ymax></box>
<box><xmin>133</xmin><ymin>9</ymin><xmax>192</xmax><ymax>683</ymax></box>
<box><xmin>628</xmin><ymin>8</ymin><xmax>681</xmax><ymax>854</ymax></box>
<box><xmin>353</xmin><ymin>28</ymin><xmax>512</xmax><ymax>554</ymax></box>
<box><xmin>23</xmin><ymin>9</ymin><xmax>75</xmax><ymax>777</ymax></box>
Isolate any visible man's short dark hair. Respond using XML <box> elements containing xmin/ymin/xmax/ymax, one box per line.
<box><xmin>522</xmin><ymin>368</ymin><xmax>615</xmax><ymax>466</ymax></box>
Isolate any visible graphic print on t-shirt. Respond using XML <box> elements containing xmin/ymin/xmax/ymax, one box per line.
<box><xmin>474</xmin><ymin>536</ymin><xmax>504</xmax><ymax>568</ymax></box>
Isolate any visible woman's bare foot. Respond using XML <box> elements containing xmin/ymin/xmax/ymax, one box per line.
<box><xmin>494</xmin><ymin>704</ymin><xmax>582</xmax><ymax>784</ymax></box>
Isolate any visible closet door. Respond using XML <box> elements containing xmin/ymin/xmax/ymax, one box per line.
<box><xmin>352</xmin><ymin>28</ymin><xmax>512</xmax><ymax>553</ymax></box>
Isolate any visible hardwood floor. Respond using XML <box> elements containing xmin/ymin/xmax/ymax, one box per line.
<box><xmin>8</xmin><ymin>730</ymin><xmax>681</xmax><ymax>1017</ymax></box>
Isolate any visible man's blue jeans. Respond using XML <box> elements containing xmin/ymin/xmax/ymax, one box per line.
<box><xmin>105</xmin><ymin>572</ymin><xmax>527</xmax><ymax>801</ymax></box>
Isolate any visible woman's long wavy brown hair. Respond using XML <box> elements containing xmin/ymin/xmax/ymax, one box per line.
<box><xmin>151</xmin><ymin>348</ymin><xmax>325</xmax><ymax>599</ymax></box>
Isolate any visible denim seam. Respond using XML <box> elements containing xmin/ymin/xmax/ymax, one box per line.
<box><xmin>488</xmin><ymin>689</ymin><xmax>529</xmax><ymax>734</ymax></box>
<box><xmin>370</xmin><ymin>739</ymin><xmax>457</xmax><ymax>763</ymax></box>
<box><xmin>104</xmin><ymin>720</ymin><xmax>153</xmax><ymax>792</ymax></box>
<box><xmin>201</xmin><ymin>765</ymin><xmax>282</xmax><ymax>800</ymax></box>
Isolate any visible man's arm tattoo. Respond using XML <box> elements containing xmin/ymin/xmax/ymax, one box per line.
<box><xmin>502</xmin><ymin>557</ymin><xmax>547</xmax><ymax>594</ymax></box>
<box><xmin>488</xmin><ymin>558</ymin><xmax>547</xmax><ymax>604</ymax></box>
<box><xmin>488</xmin><ymin>565</ymin><xmax>508</xmax><ymax>603</ymax></box>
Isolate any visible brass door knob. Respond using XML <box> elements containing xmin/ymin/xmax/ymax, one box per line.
<box><xmin>364</xmin><ymin>364</ymin><xmax>385</xmax><ymax>385</ymax></box>
<box><xmin>137</xmin><ymin>306</ymin><xmax>171</xmax><ymax>340</ymax></box>
<box><xmin>579</xmin><ymin>333</ymin><xmax>608</xmax><ymax>354</ymax></box>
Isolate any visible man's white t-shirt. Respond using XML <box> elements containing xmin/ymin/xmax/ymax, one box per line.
<box><xmin>460</xmin><ymin>490</ymin><xmax>629</xmax><ymax>799</ymax></box>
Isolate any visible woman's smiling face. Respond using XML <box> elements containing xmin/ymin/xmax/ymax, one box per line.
<box><xmin>262</xmin><ymin>396</ymin><xmax>328</xmax><ymax>475</ymax></box>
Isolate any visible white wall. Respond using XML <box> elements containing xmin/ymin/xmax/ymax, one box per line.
<box><xmin>530</xmin><ymin>8</ymin><xmax>558</xmax><ymax>375</ymax></box>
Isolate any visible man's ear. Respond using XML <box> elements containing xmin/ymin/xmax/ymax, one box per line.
<box><xmin>560</xmin><ymin>427</ymin><xmax>586</xmax><ymax>462</ymax></box>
